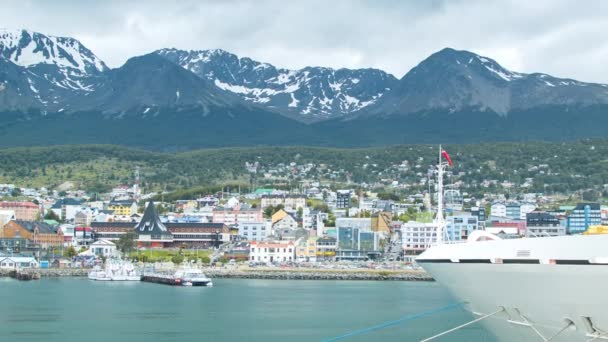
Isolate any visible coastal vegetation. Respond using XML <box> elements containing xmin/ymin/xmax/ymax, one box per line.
<box><xmin>0</xmin><ymin>140</ymin><xmax>607</xmax><ymax>199</ymax></box>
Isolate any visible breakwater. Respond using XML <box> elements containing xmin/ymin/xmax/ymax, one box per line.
<box><xmin>1</xmin><ymin>267</ymin><xmax>433</xmax><ymax>281</ymax></box>
<box><xmin>0</xmin><ymin>268</ymin><xmax>88</xmax><ymax>277</ymax></box>
<box><xmin>205</xmin><ymin>268</ymin><xmax>433</xmax><ymax>281</ymax></box>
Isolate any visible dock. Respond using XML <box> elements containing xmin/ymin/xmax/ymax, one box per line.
<box><xmin>141</xmin><ymin>273</ymin><xmax>183</xmax><ymax>286</ymax></box>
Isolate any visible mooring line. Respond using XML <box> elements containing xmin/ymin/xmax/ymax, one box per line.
<box><xmin>321</xmin><ymin>302</ymin><xmax>465</xmax><ymax>342</ymax></box>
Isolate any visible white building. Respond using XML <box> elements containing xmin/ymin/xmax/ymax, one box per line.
<box><xmin>0</xmin><ymin>256</ymin><xmax>38</xmax><ymax>269</ymax></box>
<box><xmin>272</xmin><ymin>214</ymin><xmax>298</xmax><ymax>232</ymax></box>
<box><xmin>249</xmin><ymin>241</ymin><xmax>295</xmax><ymax>263</ymax></box>
<box><xmin>260</xmin><ymin>195</ymin><xmax>306</xmax><ymax>210</ymax></box>
<box><xmin>400</xmin><ymin>221</ymin><xmax>437</xmax><ymax>254</ymax></box>
<box><xmin>490</xmin><ymin>202</ymin><xmax>507</xmax><ymax>218</ymax></box>
<box><xmin>88</xmin><ymin>240</ymin><xmax>118</xmax><ymax>257</ymax></box>
<box><xmin>238</xmin><ymin>221</ymin><xmax>271</xmax><ymax>241</ymax></box>
<box><xmin>519</xmin><ymin>203</ymin><xmax>537</xmax><ymax>220</ymax></box>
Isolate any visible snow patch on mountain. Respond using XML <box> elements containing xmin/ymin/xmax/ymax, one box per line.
<box><xmin>0</xmin><ymin>29</ymin><xmax>107</xmax><ymax>72</ymax></box>
<box><xmin>155</xmin><ymin>48</ymin><xmax>398</xmax><ymax>121</ymax></box>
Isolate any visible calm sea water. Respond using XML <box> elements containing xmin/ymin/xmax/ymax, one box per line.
<box><xmin>0</xmin><ymin>277</ymin><xmax>497</xmax><ymax>342</ymax></box>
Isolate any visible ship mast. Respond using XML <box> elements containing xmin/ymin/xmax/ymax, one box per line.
<box><xmin>436</xmin><ymin>145</ymin><xmax>446</xmax><ymax>244</ymax></box>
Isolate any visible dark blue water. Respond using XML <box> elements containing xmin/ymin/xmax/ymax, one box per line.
<box><xmin>0</xmin><ymin>277</ymin><xmax>497</xmax><ymax>341</ymax></box>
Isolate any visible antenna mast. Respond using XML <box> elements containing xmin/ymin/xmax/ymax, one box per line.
<box><xmin>436</xmin><ymin>145</ymin><xmax>446</xmax><ymax>244</ymax></box>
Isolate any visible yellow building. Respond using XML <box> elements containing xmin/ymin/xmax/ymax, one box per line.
<box><xmin>296</xmin><ymin>237</ymin><xmax>318</xmax><ymax>262</ymax></box>
<box><xmin>107</xmin><ymin>200</ymin><xmax>137</xmax><ymax>216</ymax></box>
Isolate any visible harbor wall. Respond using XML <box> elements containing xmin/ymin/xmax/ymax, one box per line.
<box><xmin>0</xmin><ymin>267</ymin><xmax>433</xmax><ymax>281</ymax></box>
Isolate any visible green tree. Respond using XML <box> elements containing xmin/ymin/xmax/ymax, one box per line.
<box><xmin>44</xmin><ymin>210</ymin><xmax>61</xmax><ymax>222</ymax></box>
<box><xmin>171</xmin><ymin>255</ymin><xmax>184</xmax><ymax>264</ymax></box>
<box><xmin>65</xmin><ymin>246</ymin><xmax>78</xmax><ymax>258</ymax></box>
<box><xmin>116</xmin><ymin>232</ymin><xmax>136</xmax><ymax>254</ymax></box>
<box><xmin>58</xmin><ymin>190</ymin><xmax>67</xmax><ymax>197</ymax></box>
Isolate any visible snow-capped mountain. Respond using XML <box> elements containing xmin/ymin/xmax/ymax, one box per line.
<box><xmin>368</xmin><ymin>48</ymin><xmax>608</xmax><ymax>116</ymax></box>
<box><xmin>2</xmin><ymin>29</ymin><xmax>608</xmax><ymax>149</ymax></box>
<box><xmin>0</xmin><ymin>29</ymin><xmax>108</xmax><ymax>113</ymax></box>
<box><xmin>155</xmin><ymin>48</ymin><xmax>398</xmax><ymax>122</ymax></box>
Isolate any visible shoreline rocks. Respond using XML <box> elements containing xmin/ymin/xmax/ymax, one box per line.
<box><xmin>1</xmin><ymin>267</ymin><xmax>433</xmax><ymax>281</ymax></box>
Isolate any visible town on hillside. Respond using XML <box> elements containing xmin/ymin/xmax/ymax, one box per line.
<box><xmin>0</xmin><ymin>172</ymin><xmax>604</xmax><ymax>270</ymax></box>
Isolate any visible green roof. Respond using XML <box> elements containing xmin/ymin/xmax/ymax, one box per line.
<box><xmin>44</xmin><ymin>219</ymin><xmax>60</xmax><ymax>226</ymax></box>
<box><xmin>254</xmin><ymin>188</ymin><xmax>274</xmax><ymax>195</ymax></box>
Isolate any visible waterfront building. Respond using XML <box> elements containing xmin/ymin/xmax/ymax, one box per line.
<box><xmin>91</xmin><ymin>203</ymin><xmax>229</xmax><ymax>248</ymax></box>
<box><xmin>0</xmin><ymin>202</ymin><xmax>40</xmax><ymax>221</ymax></box>
<box><xmin>335</xmin><ymin>227</ymin><xmax>379</xmax><ymax>260</ymax></box>
<box><xmin>249</xmin><ymin>241</ymin><xmax>294</xmax><ymax>263</ymax></box>
<box><xmin>315</xmin><ymin>236</ymin><xmax>336</xmax><ymax>260</ymax></box>
<box><xmin>88</xmin><ymin>239</ymin><xmax>118</xmax><ymax>257</ymax></box>
<box><xmin>260</xmin><ymin>195</ymin><xmax>306</xmax><ymax>210</ymax></box>
<box><xmin>2</xmin><ymin>220</ymin><xmax>63</xmax><ymax>248</ymax></box>
<box><xmin>400</xmin><ymin>221</ymin><xmax>437</xmax><ymax>255</ymax></box>
<box><xmin>526</xmin><ymin>211</ymin><xmax>566</xmax><ymax>237</ymax></box>
<box><xmin>295</xmin><ymin>237</ymin><xmax>317</xmax><ymax>262</ymax></box>
<box><xmin>567</xmin><ymin>202</ymin><xmax>601</xmax><ymax>234</ymax></box>
<box><xmin>446</xmin><ymin>215</ymin><xmax>479</xmax><ymax>241</ymax></box>
<box><xmin>0</xmin><ymin>256</ymin><xmax>38</xmax><ymax>269</ymax></box>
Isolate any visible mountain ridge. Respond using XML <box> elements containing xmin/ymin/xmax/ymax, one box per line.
<box><xmin>1</xmin><ymin>29</ymin><xmax>608</xmax><ymax>149</ymax></box>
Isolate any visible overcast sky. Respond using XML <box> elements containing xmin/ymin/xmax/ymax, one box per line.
<box><xmin>2</xmin><ymin>0</ymin><xmax>607</xmax><ymax>82</ymax></box>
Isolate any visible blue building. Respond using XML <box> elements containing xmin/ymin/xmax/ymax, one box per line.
<box><xmin>567</xmin><ymin>203</ymin><xmax>601</xmax><ymax>234</ymax></box>
<box><xmin>446</xmin><ymin>215</ymin><xmax>479</xmax><ymax>241</ymax></box>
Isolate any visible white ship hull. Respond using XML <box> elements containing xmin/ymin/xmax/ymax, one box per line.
<box><xmin>418</xmin><ymin>234</ymin><xmax>608</xmax><ymax>341</ymax></box>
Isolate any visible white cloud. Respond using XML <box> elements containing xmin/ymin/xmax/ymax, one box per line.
<box><xmin>1</xmin><ymin>0</ymin><xmax>607</xmax><ymax>82</ymax></box>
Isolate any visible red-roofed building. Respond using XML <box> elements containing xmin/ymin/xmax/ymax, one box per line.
<box><xmin>0</xmin><ymin>202</ymin><xmax>40</xmax><ymax>221</ymax></box>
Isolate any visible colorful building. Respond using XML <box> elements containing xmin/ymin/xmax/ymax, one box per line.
<box><xmin>107</xmin><ymin>199</ymin><xmax>138</xmax><ymax>216</ymax></box>
<box><xmin>0</xmin><ymin>201</ymin><xmax>40</xmax><ymax>221</ymax></box>
<box><xmin>2</xmin><ymin>220</ymin><xmax>64</xmax><ymax>248</ymax></box>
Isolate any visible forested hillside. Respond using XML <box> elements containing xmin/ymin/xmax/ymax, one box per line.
<box><xmin>1</xmin><ymin>140</ymin><xmax>607</xmax><ymax>198</ymax></box>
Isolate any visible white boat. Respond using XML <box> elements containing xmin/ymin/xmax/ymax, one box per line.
<box><xmin>416</xmin><ymin>146</ymin><xmax>608</xmax><ymax>341</ymax></box>
<box><xmin>174</xmin><ymin>268</ymin><xmax>213</xmax><ymax>287</ymax></box>
<box><xmin>88</xmin><ymin>260</ymin><xmax>140</xmax><ymax>281</ymax></box>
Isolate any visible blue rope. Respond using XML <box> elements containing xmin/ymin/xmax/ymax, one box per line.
<box><xmin>321</xmin><ymin>302</ymin><xmax>464</xmax><ymax>342</ymax></box>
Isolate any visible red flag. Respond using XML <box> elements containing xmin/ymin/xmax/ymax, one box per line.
<box><xmin>442</xmin><ymin>150</ymin><xmax>453</xmax><ymax>166</ymax></box>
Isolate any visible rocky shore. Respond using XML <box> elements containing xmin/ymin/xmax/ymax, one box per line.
<box><xmin>0</xmin><ymin>268</ymin><xmax>88</xmax><ymax>277</ymax></box>
<box><xmin>0</xmin><ymin>267</ymin><xmax>433</xmax><ymax>281</ymax></box>
<box><xmin>206</xmin><ymin>268</ymin><xmax>433</xmax><ymax>281</ymax></box>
